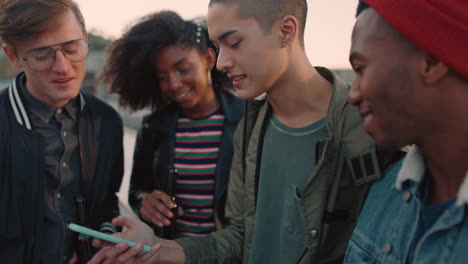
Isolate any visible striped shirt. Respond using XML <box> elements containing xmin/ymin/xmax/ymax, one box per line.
<box><xmin>174</xmin><ymin>109</ymin><xmax>224</xmax><ymax>237</ymax></box>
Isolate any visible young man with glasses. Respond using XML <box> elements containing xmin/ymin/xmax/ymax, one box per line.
<box><xmin>0</xmin><ymin>1</ymin><xmax>124</xmax><ymax>263</ymax></box>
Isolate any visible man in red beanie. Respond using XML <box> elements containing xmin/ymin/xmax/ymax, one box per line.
<box><xmin>345</xmin><ymin>1</ymin><xmax>468</xmax><ymax>263</ymax></box>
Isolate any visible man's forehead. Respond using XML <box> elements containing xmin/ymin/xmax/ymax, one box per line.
<box><xmin>207</xmin><ymin>3</ymin><xmax>251</xmax><ymax>39</ymax></box>
<box><xmin>353</xmin><ymin>8</ymin><xmax>396</xmax><ymax>45</ymax></box>
<box><xmin>355</xmin><ymin>9</ymin><xmax>382</xmax><ymax>37</ymax></box>
<box><xmin>207</xmin><ymin>3</ymin><xmax>237</xmax><ymax>25</ymax></box>
<box><xmin>16</xmin><ymin>20</ymin><xmax>85</xmax><ymax>53</ymax></box>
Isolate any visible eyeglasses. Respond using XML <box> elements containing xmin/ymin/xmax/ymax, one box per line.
<box><xmin>22</xmin><ymin>39</ymin><xmax>89</xmax><ymax>72</ymax></box>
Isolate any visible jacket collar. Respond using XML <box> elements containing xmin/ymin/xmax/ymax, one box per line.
<box><xmin>8</xmin><ymin>72</ymin><xmax>85</xmax><ymax>130</ymax></box>
<box><xmin>318</xmin><ymin>67</ymin><xmax>351</xmax><ymax>120</ymax></box>
<box><xmin>395</xmin><ymin>145</ymin><xmax>468</xmax><ymax>206</ymax></box>
<box><xmin>261</xmin><ymin>67</ymin><xmax>350</xmax><ymax>120</ymax></box>
<box><xmin>217</xmin><ymin>89</ymin><xmax>244</xmax><ymax>124</ymax></box>
<box><xmin>145</xmin><ymin>89</ymin><xmax>244</xmax><ymax>132</ymax></box>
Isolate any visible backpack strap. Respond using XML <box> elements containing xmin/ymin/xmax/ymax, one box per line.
<box><xmin>241</xmin><ymin>99</ymin><xmax>265</xmax><ymax>176</ymax></box>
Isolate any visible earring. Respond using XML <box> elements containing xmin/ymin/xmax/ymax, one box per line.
<box><xmin>281</xmin><ymin>43</ymin><xmax>287</xmax><ymax>48</ymax></box>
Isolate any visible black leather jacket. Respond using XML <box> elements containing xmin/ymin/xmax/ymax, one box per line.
<box><xmin>128</xmin><ymin>89</ymin><xmax>244</xmax><ymax>229</ymax></box>
<box><xmin>0</xmin><ymin>73</ymin><xmax>124</xmax><ymax>263</ymax></box>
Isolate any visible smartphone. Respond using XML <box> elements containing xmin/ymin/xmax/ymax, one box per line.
<box><xmin>67</xmin><ymin>223</ymin><xmax>153</xmax><ymax>253</ymax></box>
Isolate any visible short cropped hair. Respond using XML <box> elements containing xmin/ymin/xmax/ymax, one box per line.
<box><xmin>209</xmin><ymin>0</ymin><xmax>307</xmax><ymax>46</ymax></box>
<box><xmin>0</xmin><ymin>0</ymin><xmax>86</xmax><ymax>46</ymax></box>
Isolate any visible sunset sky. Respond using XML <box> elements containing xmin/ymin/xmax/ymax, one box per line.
<box><xmin>75</xmin><ymin>0</ymin><xmax>357</xmax><ymax>68</ymax></box>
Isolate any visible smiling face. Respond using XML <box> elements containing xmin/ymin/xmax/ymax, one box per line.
<box><xmin>3</xmin><ymin>9</ymin><xmax>87</xmax><ymax>109</ymax></box>
<box><xmin>207</xmin><ymin>3</ymin><xmax>288</xmax><ymax>99</ymax></box>
<box><xmin>348</xmin><ymin>8</ymin><xmax>423</xmax><ymax>150</ymax></box>
<box><xmin>156</xmin><ymin>45</ymin><xmax>218</xmax><ymax>117</ymax></box>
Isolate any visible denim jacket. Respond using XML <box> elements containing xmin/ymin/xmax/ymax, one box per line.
<box><xmin>344</xmin><ymin>146</ymin><xmax>468</xmax><ymax>264</ymax></box>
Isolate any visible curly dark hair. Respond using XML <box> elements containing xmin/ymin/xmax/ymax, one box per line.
<box><xmin>100</xmin><ymin>10</ymin><xmax>230</xmax><ymax>112</ymax></box>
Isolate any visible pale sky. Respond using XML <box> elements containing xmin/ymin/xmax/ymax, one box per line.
<box><xmin>75</xmin><ymin>0</ymin><xmax>357</xmax><ymax>69</ymax></box>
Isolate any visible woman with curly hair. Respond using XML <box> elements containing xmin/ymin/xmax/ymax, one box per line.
<box><xmin>100</xmin><ymin>10</ymin><xmax>244</xmax><ymax>238</ymax></box>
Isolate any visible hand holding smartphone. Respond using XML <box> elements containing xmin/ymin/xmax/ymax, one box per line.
<box><xmin>67</xmin><ymin>223</ymin><xmax>153</xmax><ymax>253</ymax></box>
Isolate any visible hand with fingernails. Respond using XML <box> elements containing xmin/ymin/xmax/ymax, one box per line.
<box><xmin>139</xmin><ymin>190</ymin><xmax>184</xmax><ymax>228</ymax></box>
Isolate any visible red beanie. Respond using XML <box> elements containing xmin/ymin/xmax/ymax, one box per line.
<box><xmin>365</xmin><ymin>0</ymin><xmax>468</xmax><ymax>80</ymax></box>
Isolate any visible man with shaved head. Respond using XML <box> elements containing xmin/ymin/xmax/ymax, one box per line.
<box><xmin>88</xmin><ymin>0</ymin><xmax>401</xmax><ymax>263</ymax></box>
<box><xmin>344</xmin><ymin>1</ymin><xmax>468</xmax><ymax>263</ymax></box>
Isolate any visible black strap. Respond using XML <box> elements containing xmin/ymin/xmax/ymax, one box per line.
<box><xmin>242</xmin><ymin>100</ymin><xmax>261</xmax><ymax>180</ymax></box>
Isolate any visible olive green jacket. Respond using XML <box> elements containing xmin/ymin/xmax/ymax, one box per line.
<box><xmin>177</xmin><ymin>67</ymin><xmax>400</xmax><ymax>263</ymax></box>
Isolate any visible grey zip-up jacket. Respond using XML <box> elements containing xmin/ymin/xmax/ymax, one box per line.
<box><xmin>177</xmin><ymin>67</ymin><xmax>401</xmax><ymax>263</ymax></box>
